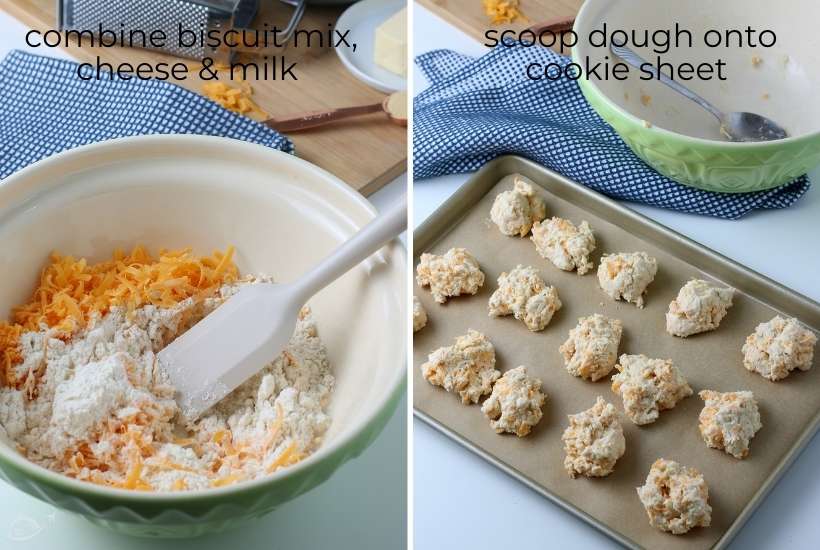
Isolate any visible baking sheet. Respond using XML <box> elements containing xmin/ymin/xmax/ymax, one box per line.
<box><xmin>412</xmin><ymin>156</ymin><xmax>820</xmax><ymax>550</ymax></box>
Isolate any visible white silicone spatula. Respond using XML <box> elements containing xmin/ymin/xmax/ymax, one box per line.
<box><xmin>158</xmin><ymin>195</ymin><xmax>406</xmax><ymax>422</ymax></box>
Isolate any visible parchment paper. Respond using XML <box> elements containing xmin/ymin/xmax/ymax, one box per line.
<box><xmin>413</xmin><ymin>173</ymin><xmax>820</xmax><ymax>550</ymax></box>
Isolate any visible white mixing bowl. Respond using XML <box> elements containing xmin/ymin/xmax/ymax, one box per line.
<box><xmin>0</xmin><ymin>135</ymin><xmax>406</xmax><ymax>537</ymax></box>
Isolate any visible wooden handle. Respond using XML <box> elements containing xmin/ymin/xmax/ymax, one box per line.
<box><xmin>526</xmin><ymin>16</ymin><xmax>577</xmax><ymax>54</ymax></box>
<box><xmin>526</xmin><ymin>15</ymin><xmax>576</xmax><ymax>35</ymax></box>
<box><xmin>264</xmin><ymin>103</ymin><xmax>384</xmax><ymax>133</ymax></box>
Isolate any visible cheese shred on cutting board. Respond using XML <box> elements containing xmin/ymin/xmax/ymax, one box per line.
<box><xmin>483</xmin><ymin>0</ymin><xmax>527</xmax><ymax>24</ymax></box>
<box><xmin>202</xmin><ymin>80</ymin><xmax>269</xmax><ymax>121</ymax></box>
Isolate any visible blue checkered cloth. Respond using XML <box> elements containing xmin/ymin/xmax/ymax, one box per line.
<box><xmin>0</xmin><ymin>50</ymin><xmax>292</xmax><ymax>179</ymax></box>
<box><xmin>414</xmin><ymin>45</ymin><xmax>811</xmax><ymax>219</ymax></box>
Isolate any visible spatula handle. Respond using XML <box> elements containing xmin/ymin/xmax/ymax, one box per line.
<box><xmin>296</xmin><ymin>195</ymin><xmax>407</xmax><ymax>299</ymax></box>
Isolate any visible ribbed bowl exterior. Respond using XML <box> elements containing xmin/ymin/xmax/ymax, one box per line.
<box><xmin>578</xmin><ymin>78</ymin><xmax>820</xmax><ymax>194</ymax></box>
<box><xmin>0</xmin><ymin>381</ymin><xmax>402</xmax><ymax>537</ymax></box>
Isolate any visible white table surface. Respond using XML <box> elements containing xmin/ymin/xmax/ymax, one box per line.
<box><xmin>412</xmin><ymin>4</ymin><xmax>820</xmax><ymax>549</ymax></box>
<box><xmin>0</xmin><ymin>10</ymin><xmax>407</xmax><ymax>550</ymax></box>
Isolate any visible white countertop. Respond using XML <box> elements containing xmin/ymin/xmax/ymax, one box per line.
<box><xmin>0</xmin><ymin>10</ymin><xmax>407</xmax><ymax>550</ymax></box>
<box><xmin>412</xmin><ymin>4</ymin><xmax>820</xmax><ymax>549</ymax></box>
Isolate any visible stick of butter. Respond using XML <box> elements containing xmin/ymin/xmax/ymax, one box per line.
<box><xmin>374</xmin><ymin>8</ymin><xmax>406</xmax><ymax>77</ymax></box>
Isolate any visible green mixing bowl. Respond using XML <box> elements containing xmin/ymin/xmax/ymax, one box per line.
<box><xmin>573</xmin><ymin>0</ymin><xmax>820</xmax><ymax>193</ymax></box>
<box><xmin>0</xmin><ymin>136</ymin><xmax>406</xmax><ymax>537</ymax></box>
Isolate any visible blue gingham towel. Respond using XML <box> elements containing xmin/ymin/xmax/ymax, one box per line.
<box><xmin>414</xmin><ymin>45</ymin><xmax>811</xmax><ymax>219</ymax></box>
<box><xmin>0</xmin><ymin>50</ymin><xmax>292</xmax><ymax>179</ymax></box>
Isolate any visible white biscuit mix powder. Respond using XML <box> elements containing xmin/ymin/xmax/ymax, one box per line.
<box><xmin>0</xmin><ymin>280</ymin><xmax>334</xmax><ymax>492</ymax></box>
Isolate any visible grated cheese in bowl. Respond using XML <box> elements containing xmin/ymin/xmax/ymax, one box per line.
<box><xmin>0</xmin><ymin>246</ymin><xmax>334</xmax><ymax>492</ymax></box>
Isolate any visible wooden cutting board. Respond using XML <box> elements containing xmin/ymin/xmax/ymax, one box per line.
<box><xmin>417</xmin><ymin>0</ymin><xmax>582</xmax><ymax>54</ymax></box>
<box><xmin>2</xmin><ymin>0</ymin><xmax>406</xmax><ymax>196</ymax></box>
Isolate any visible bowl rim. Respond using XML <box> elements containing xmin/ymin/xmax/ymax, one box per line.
<box><xmin>571</xmin><ymin>0</ymin><xmax>820</xmax><ymax>148</ymax></box>
<box><xmin>0</xmin><ymin>134</ymin><xmax>407</xmax><ymax>503</ymax></box>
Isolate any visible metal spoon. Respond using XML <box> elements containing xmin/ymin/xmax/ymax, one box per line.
<box><xmin>610</xmin><ymin>41</ymin><xmax>788</xmax><ymax>142</ymax></box>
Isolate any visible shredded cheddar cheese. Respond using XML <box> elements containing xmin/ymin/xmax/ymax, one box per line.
<box><xmin>162</xmin><ymin>460</ymin><xmax>198</xmax><ymax>473</ymax></box>
<box><xmin>123</xmin><ymin>456</ymin><xmax>145</xmax><ymax>490</ymax></box>
<box><xmin>211</xmin><ymin>473</ymin><xmax>245</xmax><ymax>488</ymax></box>
<box><xmin>0</xmin><ymin>324</ymin><xmax>22</xmax><ymax>386</ymax></box>
<box><xmin>0</xmin><ymin>245</ymin><xmax>238</xmax><ymax>388</ymax></box>
<box><xmin>483</xmin><ymin>0</ymin><xmax>527</xmax><ymax>24</ymax></box>
<box><xmin>212</xmin><ymin>429</ymin><xmax>229</xmax><ymax>445</ymax></box>
<box><xmin>266</xmin><ymin>441</ymin><xmax>303</xmax><ymax>474</ymax></box>
<box><xmin>202</xmin><ymin>80</ymin><xmax>269</xmax><ymax>121</ymax></box>
<box><xmin>262</xmin><ymin>403</ymin><xmax>285</xmax><ymax>450</ymax></box>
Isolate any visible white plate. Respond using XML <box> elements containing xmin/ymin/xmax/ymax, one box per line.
<box><xmin>335</xmin><ymin>0</ymin><xmax>406</xmax><ymax>93</ymax></box>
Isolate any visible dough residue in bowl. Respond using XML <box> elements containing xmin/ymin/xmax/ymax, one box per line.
<box><xmin>0</xmin><ymin>246</ymin><xmax>334</xmax><ymax>492</ymax></box>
